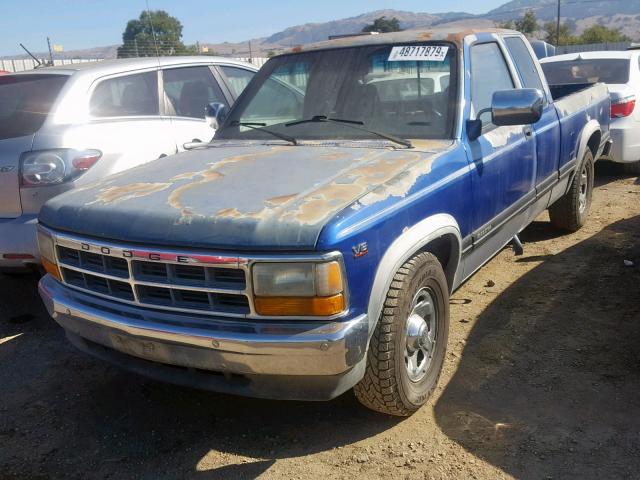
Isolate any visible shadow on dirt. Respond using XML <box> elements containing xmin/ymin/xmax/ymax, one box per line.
<box><xmin>594</xmin><ymin>160</ymin><xmax>637</xmax><ymax>187</ymax></box>
<box><xmin>435</xmin><ymin>215</ymin><xmax>640</xmax><ymax>479</ymax></box>
<box><xmin>0</xmin><ymin>275</ymin><xmax>399</xmax><ymax>479</ymax></box>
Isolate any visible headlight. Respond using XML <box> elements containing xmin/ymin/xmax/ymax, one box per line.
<box><xmin>21</xmin><ymin>149</ymin><xmax>102</xmax><ymax>187</ymax></box>
<box><xmin>37</xmin><ymin>229</ymin><xmax>62</xmax><ymax>281</ymax></box>
<box><xmin>252</xmin><ymin>260</ymin><xmax>346</xmax><ymax>316</ymax></box>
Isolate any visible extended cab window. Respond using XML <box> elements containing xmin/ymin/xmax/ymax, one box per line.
<box><xmin>219</xmin><ymin>66</ymin><xmax>256</xmax><ymax>97</ymax></box>
<box><xmin>470</xmin><ymin>43</ymin><xmax>515</xmax><ymax>127</ymax></box>
<box><xmin>163</xmin><ymin>66</ymin><xmax>227</xmax><ymax>119</ymax></box>
<box><xmin>90</xmin><ymin>71</ymin><xmax>159</xmax><ymax>117</ymax></box>
<box><xmin>504</xmin><ymin>37</ymin><xmax>545</xmax><ymax>92</ymax></box>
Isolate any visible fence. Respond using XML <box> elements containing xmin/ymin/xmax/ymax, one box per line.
<box><xmin>556</xmin><ymin>42</ymin><xmax>632</xmax><ymax>54</ymax></box>
<box><xmin>0</xmin><ymin>56</ymin><xmax>269</xmax><ymax>73</ymax></box>
<box><xmin>0</xmin><ymin>58</ymin><xmax>101</xmax><ymax>72</ymax></box>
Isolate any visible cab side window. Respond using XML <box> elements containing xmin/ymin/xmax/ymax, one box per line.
<box><xmin>163</xmin><ymin>66</ymin><xmax>228</xmax><ymax>119</ymax></box>
<box><xmin>504</xmin><ymin>36</ymin><xmax>545</xmax><ymax>92</ymax></box>
<box><xmin>90</xmin><ymin>71</ymin><xmax>159</xmax><ymax>117</ymax></box>
<box><xmin>470</xmin><ymin>43</ymin><xmax>515</xmax><ymax>127</ymax></box>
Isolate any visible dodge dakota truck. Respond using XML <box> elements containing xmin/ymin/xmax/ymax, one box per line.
<box><xmin>37</xmin><ymin>29</ymin><xmax>611</xmax><ymax>416</ymax></box>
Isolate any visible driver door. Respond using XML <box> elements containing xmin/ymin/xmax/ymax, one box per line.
<box><xmin>463</xmin><ymin>41</ymin><xmax>537</xmax><ymax>277</ymax></box>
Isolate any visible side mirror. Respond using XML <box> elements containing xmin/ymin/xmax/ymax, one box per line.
<box><xmin>467</xmin><ymin>88</ymin><xmax>544</xmax><ymax>141</ymax></box>
<box><xmin>492</xmin><ymin>88</ymin><xmax>544</xmax><ymax>126</ymax></box>
<box><xmin>205</xmin><ymin>102</ymin><xmax>228</xmax><ymax>130</ymax></box>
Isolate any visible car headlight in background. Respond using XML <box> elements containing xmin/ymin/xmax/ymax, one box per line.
<box><xmin>21</xmin><ymin>149</ymin><xmax>102</xmax><ymax>187</ymax></box>
<box><xmin>37</xmin><ymin>229</ymin><xmax>61</xmax><ymax>281</ymax></box>
<box><xmin>252</xmin><ymin>260</ymin><xmax>346</xmax><ymax>316</ymax></box>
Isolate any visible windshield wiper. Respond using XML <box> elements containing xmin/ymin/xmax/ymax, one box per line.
<box><xmin>228</xmin><ymin>121</ymin><xmax>297</xmax><ymax>146</ymax></box>
<box><xmin>285</xmin><ymin>115</ymin><xmax>413</xmax><ymax>149</ymax></box>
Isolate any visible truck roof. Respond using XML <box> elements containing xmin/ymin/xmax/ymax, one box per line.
<box><xmin>280</xmin><ymin>27</ymin><xmax>515</xmax><ymax>55</ymax></box>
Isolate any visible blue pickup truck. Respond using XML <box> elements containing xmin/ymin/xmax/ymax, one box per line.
<box><xmin>37</xmin><ymin>28</ymin><xmax>611</xmax><ymax>416</ymax></box>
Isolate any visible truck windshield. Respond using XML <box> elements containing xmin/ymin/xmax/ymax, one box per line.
<box><xmin>216</xmin><ymin>43</ymin><xmax>457</xmax><ymax>142</ymax></box>
<box><xmin>0</xmin><ymin>74</ymin><xmax>68</xmax><ymax>140</ymax></box>
<box><xmin>542</xmin><ymin>59</ymin><xmax>630</xmax><ymax>85</ymax></box>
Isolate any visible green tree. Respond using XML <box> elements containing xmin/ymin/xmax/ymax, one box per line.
<box><xmin>117</xmin><ymin>10</ymin><xmax>193</xmax><ymax>58</ymax></box>
<box><xmin>362</xmin><ymin>16</ymin><xmax>402</xmax><ymax>33</ymax></box>
<box><xmin>543</xmin><ymin>21</ymin><xmax>577</xmax><ymax>46</ymax></box>
<box><xmin>579</xmin><ymin>25</ymin><xmax>631</xmax><ymax>43</ymax></box>
<box><xmin>514</xmin><ymin>10</ymin><xmax>539</xmax><ymax>35</ymax></box>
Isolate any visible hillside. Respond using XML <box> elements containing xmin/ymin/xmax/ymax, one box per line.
<box><xmin>485</xmin><ymin>0</ymin><xmax>640</xmax><ymax>36</ymax></box>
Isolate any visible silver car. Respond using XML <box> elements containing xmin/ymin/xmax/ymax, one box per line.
<box><xmin>541</xmin><ymin>50</ymin><xmax>640</xmax><ymax>174</ymax></box>
<box><xmin>0</xmin><ymin>57</ymin><xmax>257</xmax><ymax>272</ymax></box>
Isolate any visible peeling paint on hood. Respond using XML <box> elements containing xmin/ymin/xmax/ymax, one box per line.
<box><xmin>39</xmin><ymin>141</ymin><xmax>454</xmax><ymax>250</ymax></box>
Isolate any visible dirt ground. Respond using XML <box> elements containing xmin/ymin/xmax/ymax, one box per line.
<box><xmin>1</xmin><ymin>163</ymin><xmax>639</xmax><ymax>480</ymax></box>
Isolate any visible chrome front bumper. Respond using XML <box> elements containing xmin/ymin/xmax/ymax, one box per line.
<box><xmin>39</xmin><ymin>274</ymin><xmax>369</xmax><ymax>400</ymax></box>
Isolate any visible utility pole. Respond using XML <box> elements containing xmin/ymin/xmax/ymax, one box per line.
<box><xmin>556</xmin><ymin>0</ymin><xmax>561</xmax><ymax>47</ymax></box>
<box><xmin>46</xmin><ymin>36</ymin><xmax>54</xmax><ymax>66</ymax></box>
<box><xmin>134</xmin><ymin>38</ymin><xmax>139</xmax><ymax>57</ymax></box>
<box><xmin>248</xmin><ymin>40</ymin><xmax>253</xmax><ymax>63</ymax></box>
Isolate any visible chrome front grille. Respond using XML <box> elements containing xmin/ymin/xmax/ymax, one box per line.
<box><xmin>54</xmin><ymin>238</ymin><xmax>251</xmax><ymax>318</ymax></box>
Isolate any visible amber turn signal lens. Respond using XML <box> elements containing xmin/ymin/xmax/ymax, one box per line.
<box><xmin>42</xmin><ymin>257</ymin><xmax>62</xmax><ymax>281</ymax></box>
<box><xmin>254</xmin><ymin>294</ymin><xmax>345</xmax><ymax>316</ymax></box>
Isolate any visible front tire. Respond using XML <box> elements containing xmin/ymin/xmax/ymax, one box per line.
<box><xmin>354</xmin><ymin>252</ymin><xmax>449</xmax><ymax>416</ymax></box>
<box><xmin>549</xmin><ymin>149</ymin><xmax>594</xmax><ymax>232</ymax></box>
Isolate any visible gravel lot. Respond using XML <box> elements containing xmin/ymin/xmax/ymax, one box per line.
<box><xmin>1</xmin><ymin>164</ymin><xmax>639</xmax><ymax>480</ymax></box>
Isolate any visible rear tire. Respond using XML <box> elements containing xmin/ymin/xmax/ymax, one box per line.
<box><xmin>353</xmin><ymin>252</ymin><xmax>449</xmax><ymax>416</ymax></box>
<box><xmin>549</xmin><ymin>149</ymin><xmax>594</xmax><ymax>232</ymax></box>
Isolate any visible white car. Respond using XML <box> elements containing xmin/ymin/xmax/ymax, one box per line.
<box><xmin>0</xmin><ymin>57</ymin><xmax>257</xmax><ymax>272</ymax></box>
<box><xmin>541</xmin><ymin>51</ymin><xmax>640</xmax><ymax>174</ymax></box>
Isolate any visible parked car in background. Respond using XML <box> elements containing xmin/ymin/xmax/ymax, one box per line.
<box><xmin>0</xmin><ymin>57</ymin><xmax>257</xmax><ymax>272</ymax></box>
<box><xmin>541</xmin><ymin>51</ymin><xmax>640</xmax><ymax>173</ymax></box>
<box><xmin>38</xmin><ymin>28</ymin><xmax>610</xmax><ymax>416</ymax></box>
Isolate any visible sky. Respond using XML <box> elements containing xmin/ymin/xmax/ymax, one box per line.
<box><xmin>0</xmin><ymin>0</ymin><xmax>508</xmax><ymax>56</ymax></box>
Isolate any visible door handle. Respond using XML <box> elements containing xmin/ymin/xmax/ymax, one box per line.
<box><xmin>523</xmin><ymin>126</ymin><xmax>533</xmax><ymax>138</ymax></box>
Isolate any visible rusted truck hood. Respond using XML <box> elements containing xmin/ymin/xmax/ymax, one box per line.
<box><xmin>39</xmin><ymin>141</ymin><xmax>453</xmax><ymax>250</ymax></box>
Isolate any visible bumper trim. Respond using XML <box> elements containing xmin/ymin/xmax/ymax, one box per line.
<box><xmin>66</xmin><ymin>331</ymin><xmax>367</xmax><ymax>401</ymax></box>
<box><xmin>39</xmin><ymin>275</ymin><xmax>369</xmax><ymax>397</ymax></box>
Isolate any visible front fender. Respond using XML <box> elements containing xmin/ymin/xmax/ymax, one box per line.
<box><xmin>366</xmin><ymin>213</ymin><xmax>462</xmax><ymax>336</ymax></box>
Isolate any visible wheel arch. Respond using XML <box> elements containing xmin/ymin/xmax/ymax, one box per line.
<box><xmin>366</xmin><ymin>213</ymin><xmax>462</xmax><ymax>336</ymax></box>
<box><xmin>566</xmin><ymin>119</ymin><xmax>600</xmax><ymax>193</ymax></box>
<box><xmin>578</xmin><ymin>120</ymin><xmax>602</xmax><ymax>161</ymax></box>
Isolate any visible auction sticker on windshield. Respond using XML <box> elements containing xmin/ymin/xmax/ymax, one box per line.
<box><xmin>388</xmin><ymin>46</ymin><xmax>449</xmax><ymax>62</ymax></box>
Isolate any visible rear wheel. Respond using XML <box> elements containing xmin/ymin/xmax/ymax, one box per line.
<box><xmin>549</xmin><ymin>149</ymin><xmax>594</xmax><ymax>232</ymax></box>
<box><xmin>354</xmin><ymin>252</ymin><xmax>449</xmax><ymax>416</ymax></box>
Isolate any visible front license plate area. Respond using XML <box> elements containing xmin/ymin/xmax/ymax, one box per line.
<box><xmin>109</xmin><ymin>333</ymin><xmax>162</xmax><ymax>362</ymax></box>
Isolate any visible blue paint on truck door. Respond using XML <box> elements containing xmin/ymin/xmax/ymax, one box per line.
<box><xmin>463</xmin><ymin>41</ymin><xmax>536</xmax><ymax>277</ymax></box>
